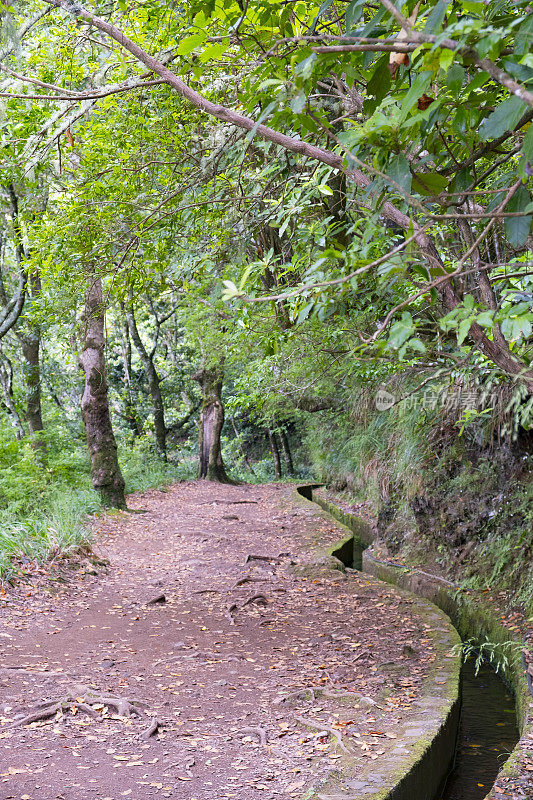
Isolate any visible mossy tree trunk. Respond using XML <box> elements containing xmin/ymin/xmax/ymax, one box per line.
<box><xmin>194</xmin><ymin>364</ymin><xmax>233</xmax><ymax>483</ymax></box>
<box><xmin>267</xmin><ymin>429</ymin><xmax>282</xmax><ymax>479</ymax></box>
<box><xmin>79</xmin><ymin>276</ymin><xmax>126</xmax><ymax>509</ymax></box>
<box><xmin>22</xmin><ymin>331</ymin><xmax>43</xmax><ymax>436</ymax></box>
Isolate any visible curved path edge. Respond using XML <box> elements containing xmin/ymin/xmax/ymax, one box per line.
<box><xmin>304</xmin><ymin>486</ymin><xmax>533</xmax><ymax>800</ymax></box>
<box><xmin>291</xmin><ymin>487</ymin><xmax>462</xmax><ymax>800</ymax></box>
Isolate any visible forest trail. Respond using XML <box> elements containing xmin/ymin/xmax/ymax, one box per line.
<box><xmin>0</xmin><ymin>483</ymin><xmax>440</xmax><ymax>800</ymax></box>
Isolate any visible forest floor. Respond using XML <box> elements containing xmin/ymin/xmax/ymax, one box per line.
<box><xmin>0</xmin><ymin>482</ymin><xmax>446</xmax><ymax>800</ymax></box>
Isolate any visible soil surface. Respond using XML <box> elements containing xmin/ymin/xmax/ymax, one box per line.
<box><xmin>0</xmin><ymin>482</ymin><xmax>441</xmax><ymax>800</ymax></box>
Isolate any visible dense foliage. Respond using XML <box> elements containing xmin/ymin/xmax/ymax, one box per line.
<box><xmin>0</xmin><ymin>1</ymin><xmax>531</xmax><ymax>605</ymax></box>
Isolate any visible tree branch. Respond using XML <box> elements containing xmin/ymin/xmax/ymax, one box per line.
<box><xmin>41</xmin><ymin>1</ymin><xmax>533</xmax><ymax>388</ymax></box>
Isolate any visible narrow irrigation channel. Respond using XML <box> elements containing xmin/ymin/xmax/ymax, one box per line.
<box><xmin>438</xmin><ymin>658</ymin><xmax>518</xmax><ymax>800</ymax></box>
<box><xmin>296</xmin><ymin>485</ymin><xmax>521</xmax><ymax>800</ymax></box>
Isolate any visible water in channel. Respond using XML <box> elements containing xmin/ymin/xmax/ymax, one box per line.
<box><xmin>438</xmin><ymin>657</ymin><xmax>519</xmax><ymax>800</ymax></box>
<box><xmin>297</xmin><ymin>487</ymin><xmax>521</xmax><ymax>800</ymax></box>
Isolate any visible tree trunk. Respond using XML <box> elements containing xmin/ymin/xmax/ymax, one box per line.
<box><xmin>79</xmin><ymin>276</ymin><xmax>126</xmax><ymax>508</ymax></box>
<box><xmin>0</xmin><ymin>348</ymin><xmax>25</xmax><ymax>439</ymax></box>
<box><xmin>126</xmin><ymin>305</ymin><xmax>166</xmax><ymax>458</ymax></box>
<box><xmin>22</xmin><ymin>332</ymin><xmax>43</xmax><ymax>435</ymax></box>
<box><xmin>279</xmin><ymin>429</ymin><xmax>294</xmax><ymax>476</ymax></box>
<box><xmin>230</xmin><ymin>417</ymin><xmax>256</xmax><ymax>475</ymax></box>
<box><xmin>194</xmin><ymin>365</ymin><xmax>233</xmax><ymax>483</ymax></box>
<box><xmin>62</xmin><ymin>11</ymin><xmax>533</xmax><ymax>390</ymax></box>
<box><xmin>20</xmin><ymin>270</ymin><xmax>45</xmax><ymax>452</ymax></box>
<box><xmin>268</xmin><ymin>429</ymin><xmax>282</xmax><ymax>479</ymax></box>
<box><xmin>120</xmin><ymin>313</ymin><xmax>143</xmax><ymax>438</ymax></box>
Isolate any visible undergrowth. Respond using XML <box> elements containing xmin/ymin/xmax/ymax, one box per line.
<box><xmin>303</xmin><ymin>379</ymin><xmax>533</xmax><ymax>612</ymax></box>
<box><xmin>0</xmin><ymin>427</ymin><xmax>195</xmax><ymax>583</ymax></box>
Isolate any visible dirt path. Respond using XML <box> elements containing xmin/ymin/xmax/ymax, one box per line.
<box><xmin>0</xmin><ymin>482</ymin><xmax>441</xmax><ymax>800</ymax></box>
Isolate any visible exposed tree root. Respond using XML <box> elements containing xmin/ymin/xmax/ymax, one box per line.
<box><xmin>242</xmin><ymin>593</ymin><xmax>268</xmax><ymax>607</ymax></box>
<box><xmin>274</xmin><ymin>687</ymin><xmax>320</xmax><ymax>705</ymax></box>
<box><xmin>141</xmin><ymin>718</ymin><xmax>159</xmax><ymax>738</ymax></box>
<box><xmin>230</xmin><ymin>577</ymin><xmax>268</xmax><ymax>589</ymax></box>
<box><xmin>240</xmin><ymin>726</ymin><xmax>268</xmax><ymax>746</ymax></box>
<box><xmin>275</xmin><ymin>686</ymin><xmax>373</xmax><ymax>707</ymax></box>
<box><xmin>226</xmin><ymin>602</ymin><xmax>238</xmax><ymax>625</ymax></box>
<box><xmin>294</xmin><ymin>715</ymin><xmax>349</xmax><ymax>753</ymax></box>
<box><xmin>160</xmin><ymin>649</ymin><xmax>243</xmax><ymax>665</ymax></box>
<box><xmin>245</xmin><ymin>554</ymin><xmax>282</xmax><ymax>564</ymax></box>
<box><xmin>145</xmin><ymin>592</ymin><xmax>166</xmax><ymax>605</ymax></box>
<box><xmin>6</xmin><ymin>686</ymin><xmax>159</xmax><ymax>737</ymax></box>
<box><xmin>322</xmin><ymin>689</ymin><xmax>376</xmax><ymax>705</ymax></box>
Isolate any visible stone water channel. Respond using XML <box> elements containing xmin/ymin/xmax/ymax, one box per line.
<box><xmin>296</xmin><ymin>486</ymin><xmax>522</xmax><ymax>800</ymax></box>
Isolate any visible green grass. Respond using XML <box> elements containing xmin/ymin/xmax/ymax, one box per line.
<box><xmin>0</xmin><ymin>428</ymin><xmax>198</xmax><ymax>583</ymax></box>
<box><xmin>119</xmin><ymin>438</ymin><xmax>197</xmax><ymax>492</ymax></box>
<box><xmin>0</xmin><ymin>488</ymin><xmax>99</xmax><ymax>583</ymax></box>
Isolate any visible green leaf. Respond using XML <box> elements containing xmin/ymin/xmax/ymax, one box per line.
<box><xmin>400</xmin><ymin>71</ymin><xmax>432</xmax><ymax>119</ymax></box>
<box><xmin>367</xmin><ymin>55</ymin><xmax>391</xmax><ymax>103</ymax></box>
<box><xmin>412</xmin><ymin>172</ymin><xmax>448</xmax><ymax>195</ymax></box>
<box><xmin>515</xmin><ymin>13</ymin><xmax>533</xmax><ymax>56</ymax></box>
<box><xmin>290</xmin><ymin>92</ymin><xmax>307</xmax><ymax>113</ymax></box>
<box><xmin>464</xmin><ymin>294</ymin><xmax>475</xmax><ymax>312</ymax></box>
<box><xmin>424</xmin><ymin>0</ymin><xmax>449</xmax><ymax>34</ymax></box>
<box><xmin>476</xmin><ymin>311</ymin><xmax>494</xmax><ymax>327</ymax></box>
<box><xmin>198</xmin><ymin>43</ymin><xmax>227</xmax><ymax>63</ymax></box>
<box><xmin>478</xmin><ymin>96</ymin><xmax>527</xmax><ymax>141</ymax></box>
<box><xmin>345</xmin><ymin>0</ymin><xmax>365</xmax><ymax>32</ymax></box>
<box><xmin>455</xmin><ymin>168</ymin><xmax>472</xmax><ymax>192</ymax></box>
<box><xmin>457</xmin><ymin>317</ymin><xmax>472</xmax><ymax>346</ymax></box>
<box><xmin>407</xmin><ymin>337</ymin><xmax>426</xmax><ymax>353</ymax></box>
<box><xmin>310</xmin><ymin>0</ymin><xmax>334</xmax><ymax>32</ymax></box>
<box><xmin>238</xmin><ymin>263</ymin><xmax>254</xmax><ymax>290</ymax></box>
<box><xmin>501</xmin><ymin>314</ymin><xmax>533</xmax><ymax>341</ymax></box>
<box><xmin>502</xmin><ymin>59</ymin><xmax>533</xmax><ymax>83</ymax></box>
<box><xmin>176</xmin><ymin>33</ymin><xmax>207</xmax><ymax>55</ymax></box>
<box><xmin>467</xmin><ymin>72</ymin><xmax>491</xmax><ymax>95</ymax></box>
<box><xmin>296</xmin><ymin>301</ymin><xmax>314</xmax><ymax>324</ymax></box>
<box><xmin>387</xmin><ymin>312</ymin><xmax>415</xmax><ymax>349</ymax></box>
<box><xmin>317</xmin><ymin>184</ymin><xmax>333</xmax><ymax>196</ymax></box>
<box><xmin>504</xmin><ymin>185</ymin><xmax>533</xmax><ymax>248</ymax></box>
<box><xmin>386</xmin><ymin>153</ymin><xmax>412</xmax><ymax>194</ymax></box>
<box><xmin>294</xmin><ymin>53</ymin><xmax>317</xmax><ymax>79</ymax></box>
<box><xmin>446</xmin><ymin>64</ymin><xmax>465</xmax><ymax>94</ymax></box>
<box><xmin>439</xmin><ymin>49</ymin><xmax>454</xmax><ymax>71</ymax></box>
<box><xmin>222</xmin><ymin>279</ymin><xmax>240</xmax><ymax>300</ymax></box>
<box><xmin>523</xmin><ymin>124</ymin><xmax>533</xmax><ymax>162</ymax></box>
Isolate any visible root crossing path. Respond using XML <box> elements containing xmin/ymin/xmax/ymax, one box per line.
<box><xmin>1</xmin><ymin>483</ymin><xmax>440</xmax><ymax>800</ymax></box>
